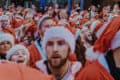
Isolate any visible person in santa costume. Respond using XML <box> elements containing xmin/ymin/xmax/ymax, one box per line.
<box><xmin>6</xmin><ymin>44</ymin><xmax>30</xmax><ymax>66</ymax></box>
<box><xmin>0</xmin><ymin>33</ymin><xmax>14</xmax><ymax>59</ymax></box>
<box><xmin>36</xmin><ymin>27</ymin><xmax>82</xmax><ymax>80</ymax></box>
<box><xmin>93</xmin><ymin>16</ymin><xmax>120</xmax><ymax>80</ymax></box>
<box><xmin>0</xmin><ymin>15</ymin><xmax>16</xmax><ymax>42</ymax></box>
<box><xmin>28</xmin><ymin>15</ymin><xmax>56</xmax><ymax>67</ymax></box>
<box><xmin>76</xmin><ymin>15</ymin><xmax>120</xmax><ymax>80</ymax></box>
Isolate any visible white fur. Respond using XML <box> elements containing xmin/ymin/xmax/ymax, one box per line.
<box><xmin>6</xmin><ymin>44</ymin><xmax>30</xmax><ymax>60</ymax></box>
<box><xmin>0</xmin><ymin>33</ymin><xmax>14</xmax><ymax>46</ymax></box>
<box><xmin>90</xmin><ymin>20</ymin><xmax>100</xmax><ymax>33</ymax></box>
<box><xmin>85</xmin><ymin>47</ymin><xmax>100</xmax><ymax>61</ymax></box>
<box><xmin>111</xmin><ymin>30</ymin><xmax>120</xmax><ymax>50</ymax></box>
<box><xmin>96</xmin><ymin>22</ymin><xmax>109</xmax><ymax>38</ymax></box>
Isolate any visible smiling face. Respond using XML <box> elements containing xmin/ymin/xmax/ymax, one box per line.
<box><xmin>45</xmin><ymin>37</ymin><xmax>70</xmax><ymax>69</ymax></box>
<box><xmin>10</xmin><ymin>49</ymin><xmax>29</xmax><ymax>65</ymax></box>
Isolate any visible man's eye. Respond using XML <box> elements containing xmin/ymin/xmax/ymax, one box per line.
<box><xmin>6</xmin><ymin>41</ymin><xmax>11</xmax><ymax>44</ymax></box>
<box><xmin>58</xmin><ymin>41</ymin><xmax>65</xmax><ymax>45</ymax></box>
<box><xmin>47</xmin><ymin>41</ymin><xmax>53</xmax><ymax>46</ymax></box>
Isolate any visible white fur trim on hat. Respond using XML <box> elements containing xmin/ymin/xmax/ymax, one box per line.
<box><xmin>96</xmin><ymin>22</ymin><xmax>110</xmax><ymax>38</ymax></box>
<box><xmin>111</xmin><ymin>30</ymin><xmax>120</xmax><ymax>50</ymax></box>
<box><xmin>37</xmin><ymin>14</ymin><xmax>50</xmax><ymax>27</ymax></box>
<box><xmin>0</xmin><ymin>15</ymin><xmax>9</xmax><ymax>21</ymax></box>
<box><xmin>0</xmin><ymin>33</ymin><xmax>14</xmax><ymax>45</ymax></box>
<box><xmin>42</xmin><ymin>27</ymin><xmax>75</xmax><ymax>53</ymax></box>
<box><xmin>85</xmin><ymin>47</ymin><xmax>100</xmax><ymax>61</ymax></box>
<box><xmin>81</xmin><ymin>26</ymin><xmax>89</xmax><ymax>32</ymax></box>
<box><xmin>90</xmin><ymin>20</ymin><xmax>101</xmax><ymax>33</ymax></box>
<box><xmin>6</xmin><ymin>44</ymin><xmax>30</xmax><ymax>60</ymax></box>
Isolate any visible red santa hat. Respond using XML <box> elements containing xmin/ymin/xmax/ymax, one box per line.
<box><xmin>37</xmin><ymin>15</ymin><xmax>51</xmax><ymax>27</ymax></box>
<box><xmin>42</xmin><ymin>26</ymin><xmax>75</xmax><ymax>53</ymax></box>
<box><xmin>90</xmin><ymin>20</ymin><xmax>110</xmax><ymax>38</ymax></box>
<box><xmin>90</xmin><ymin>20</ymin><xmax>101</xmax><ymax>33</ymax></box>
<box><xmin>0</xmin><ymin>33</ymin><xmax>14</xmax><ymax>46</ymax></box>
<box><xmin>94</xmin><ymin>16</ymin><xmax>120</xmax><ymax>53</ymax></box>
<box><xmin>80</xmin><ymin>10</ymin><xmax>88</xmax><ymax>17</ymax></box>
<box><xmin>0</xmin><ymin>15</ymin><xmax>9</xmax><ymax>21</ymax></box>
<box><xmin>6</xmin><ymin>44</ymin><xmax>30</xmax><ymax>60</ymax></box>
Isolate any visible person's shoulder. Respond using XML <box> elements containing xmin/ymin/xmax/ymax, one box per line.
<box><xmin>75</xmin><ymin>61</ymin><xmax>114</xmax><ymax>80</ymax></box>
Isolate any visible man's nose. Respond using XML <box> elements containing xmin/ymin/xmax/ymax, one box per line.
<box><xmin>53</xmin><ymin>43</ymin><xmax>58</xmax><ymax>51</ymax></box>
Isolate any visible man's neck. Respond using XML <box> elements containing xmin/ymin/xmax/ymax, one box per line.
<box><xmin>113</xmin><ymin>48</ymin><xmax>120</xmax><ymax>68</ymax></box>
<box><xmin>48</xmin><ymin>60</ymin><xmax>70</xmax><ymax>79</ymax></box>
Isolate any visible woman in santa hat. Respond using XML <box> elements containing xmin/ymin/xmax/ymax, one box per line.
<box><xmin>0</xmin><ymin>33</ymin><xmax>14</xmax><ymax>59</ymax></box>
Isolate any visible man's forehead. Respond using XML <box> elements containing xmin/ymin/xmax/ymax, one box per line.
<box><xmin>48</xmin><ymin>37</ymin><xmax>65</xmax><ymax>41</ymax></box>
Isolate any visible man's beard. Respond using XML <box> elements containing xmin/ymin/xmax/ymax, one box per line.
<box><xmin>47</xmin><ymin>53</ymin><xmax>68</xmax><ymax>69</ymax></box>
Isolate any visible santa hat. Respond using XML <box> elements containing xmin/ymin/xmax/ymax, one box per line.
<box><xmin>90</xmin><ymin>20</ymin><xmax>101</xmax><ymax>33</ymax></box>
<box><xmin>25</xmin><ymin>13</ymin><xmax>34</xmax><ymax>19</ymax></box>
<box><xmin>0</xmin><ymin>15</ymin><xmax>9</xmax><ymax>21</ymax></box>
<box><xmin>58</xmin><ymin>19</ymin><xmax>70</xmax><ymax>26</ymax></box>
<box><xmin>90</xmin><ymin>20</ymin><xmax>110</xmax><ymax>38</ymax></box>
<box><xmin>95</xmin><ymin>22</ymin><xmax>110</xmax><ymax>38</ymax></box>
<box><xmin>0</xmin><ymin>33</ymin><xmax>14</xmax><ymax>46</ymax></box>
<box><xmin>37</xmin><ymin>15</ymin><xmax>50</xmax><ymax>27</ymax></box>
<box><xmin>70</xmin><ymin>12</ymin><xmax>78</xmax><ymax>19</ymax></box>
<box><xmin>94</xmin><ymin>16</ymin><xmax>120</xmax><ymax>53</ymax></box>
<box><xmin>6</xmin><ymin>44</ymin><xmax>30</xmax><ymax>60</ymax></box>
<box><xmin>80</xmin><ymin>10</ymin><xmax>88</xmax><ymax>17</ymax></box>
<box><xmin>42</xmin><ymin>27</ymin><xmax>75</xmax><ymax>53</ymax></box>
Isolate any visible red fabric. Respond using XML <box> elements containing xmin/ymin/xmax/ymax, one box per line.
<box><xmin>2</xmin><ymin>27</ymin><xmax>16</xmax><ymax>38</ymax></box>
<box><xmin>24</xmin><ymin>21</ymin><xmax>37</xmax><ymax>35</ymax></box>
<box><xmin>27</xmin><ymin>43</ymin><xmax>42</xmax><ymax>68</ymax></box>
<box><xmin>0</xmin><ymin>63</ymin><xmax>53</xmax><ymax>80</ymax></box>
<box><xmin>65</xmin><ymin>26</ymin><xmax>77</xmax><ymax>35</ymax></box>
<box><xmin>1</xmin><ymin>27</ymin><xmax>18</xmax><ymax>43</ymax></box>
<box><xmin>94</xmin><ymin>22</ymin><xmax>103</xmax><ymax>33</ymax></box>
<box><xmin>75</xmin><ymin>61</ymin><xmax>114</xmax><ymax>80</ymax></box>
<box><xmin>69</xmin><ymin>53</ymin><xmax>77</xmax><ymax>61</ymax></box>
<box><xmin>94</xmin><ymin>16</ymin><xmax>120</xmax><ymax>53</ymax></box>
<box><xmin>12</xmin><ymin>18</ymin><xmax>24</xmax><ymax>28</ymax></box>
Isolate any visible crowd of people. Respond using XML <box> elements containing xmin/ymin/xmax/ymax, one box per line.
<box><xmin>0</xmin><ymin>2</ymin><xmax>120</xmax><ymax>80</ymax></box>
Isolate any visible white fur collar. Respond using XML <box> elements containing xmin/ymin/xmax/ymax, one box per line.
<box><xmin>98</xmin><ymin>54</ymin><xmax>110</xmax><ymax>73</ymax></box>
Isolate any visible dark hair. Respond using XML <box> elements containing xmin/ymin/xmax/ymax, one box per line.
<box><xmin>75</xmin><ymin>35</ymin><xmax>86</xmax><ymax>67</ymax></box>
